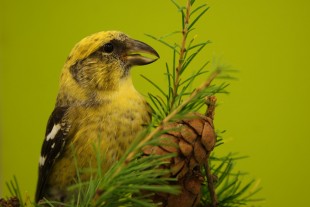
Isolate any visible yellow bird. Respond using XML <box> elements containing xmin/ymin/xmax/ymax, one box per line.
<box><xmin>35</xmin><ymin>31</ymin><xmax>159</xmax><ymax>202</ymax></box>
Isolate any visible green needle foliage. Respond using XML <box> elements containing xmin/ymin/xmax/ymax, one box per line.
<box><xmin>3</xmin><ymin>1</ymin><xmax>262</xmax><ymax>207</ymax></box>
<box><xmin>144</xmin><ymin>3</ymin><xmax>229</xmax><ymax>124</ymax></box>
<box><xmin>141</xmin><ymin>0</ymin><xmax>263</xmax><ymax>206</ymax></box>
<box><xmin>5</xmin><ymin>176</ymin><xmax>26</xmax><ymax>207</ymax></box>
<box><xmin>205</xmin><ymin>154</ymin><xmax>263</xmax><ymax>206</ymax></box>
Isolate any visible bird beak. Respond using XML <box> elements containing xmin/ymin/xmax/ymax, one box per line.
<box><xmin>125</xmin><ymin>38</ymin><xmax>159</xmax><ymax>66</ymax></box>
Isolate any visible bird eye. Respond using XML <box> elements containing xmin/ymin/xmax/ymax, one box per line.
<box><xmin>102</xmin><ymin>43</ymin><xmax>114</xmax><ymax>53</ymax></box>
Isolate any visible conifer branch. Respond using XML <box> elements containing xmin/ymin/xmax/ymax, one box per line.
<box><xmin>126</xmin><ymin>69</ymin><xmax>221</xmax><ymax>163</ymax></box>
<box><xmin>171</xmin><ymin>0</ymin><xmax>192</xmax><ymax>110</ymax></box>
<box><xmin>1</xmin><ymin>1</ymin><xmax>263</xmax><ymax>206</ymax></box>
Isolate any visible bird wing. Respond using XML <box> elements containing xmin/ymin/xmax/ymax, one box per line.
<box><xmin>35</xmin><ymin>106</ymin><xmax>70</xmax><ymax>202</ymax></box>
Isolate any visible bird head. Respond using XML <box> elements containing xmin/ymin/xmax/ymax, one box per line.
<box><xmin>61</xmin><ymin>31</ymin><xmax>159</xmax><ymax>92</ymax></box>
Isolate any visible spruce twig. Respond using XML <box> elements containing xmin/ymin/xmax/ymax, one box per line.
<box><xmin>1</xmin><ymin>1</ymin><xmax>263</xmax><ymax>206</ymax></box>
<box><xmin>126</xmin><ymin>69</ymin><xmax>221</xmax><ymax>163</ymax></box>
<box><xmin>170</xmin><ymin>0</ymin><xmax>191</xmax><ymax>110</ymax></box>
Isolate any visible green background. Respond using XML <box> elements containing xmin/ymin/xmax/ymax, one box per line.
<box><xmin>1</xmin><ymin>0</ymin><xmax>309</xmax><ymax>206</ymax></box>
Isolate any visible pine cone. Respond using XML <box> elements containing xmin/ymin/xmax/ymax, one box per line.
<box><xmin>0</xmin><ymin>197</ymin><xmax>20</xmax><ymax>207</ymax></box>
<box><xmin>143</xmin><ymin>112</ymin><xmax>216</xmax><ymax>207</ymax></box>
